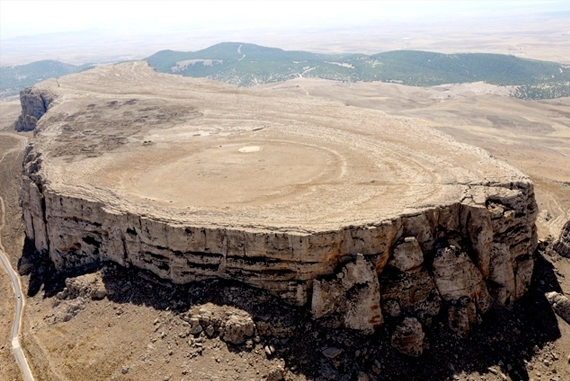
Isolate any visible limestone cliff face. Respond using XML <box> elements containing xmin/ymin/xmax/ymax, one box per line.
<box><xmin>15</xmin><ymin>86</ymin><xmax>57</xmax><ymax>132</ymax></box>
<box><xmin>22</xmin><ymin>144</ymin><xmax>538</xmax><ymax>338</ymax></box>
<box><xmin>312</xmin><ymin>254</ymin><xmax>383</xmax><ymax>334</ymax></box>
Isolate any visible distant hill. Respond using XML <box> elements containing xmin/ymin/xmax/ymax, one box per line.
<box><xmin>145</xmin><ymin>42</ymin><xmax>570</xmax><ymax>99</ymax></box>
<box><xmin>3</xmin><ymin>44</ymin><xmax>570</xmax><ymax>100</ymax></box>
<box><xmin>0</xmin><ymin>60</ymin><xmax>93</xmax><ymax>98</ymax></box>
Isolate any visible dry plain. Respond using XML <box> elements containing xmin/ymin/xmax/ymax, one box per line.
<box><xmin>1</xmin><ymin>53</ymin><xmax>570</xmax><ymax>381</ymax></box>
<box><xmin>0</xmin><ymin>125</ymin><xmax>25</xmax><ymax>381</ymax></box>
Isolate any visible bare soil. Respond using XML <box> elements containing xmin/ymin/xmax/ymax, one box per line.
<box><xmin>0</xmin><ymin>270</ymin><xmax>22</xmax><ymax>381</ymax></box>
<box><xmin>0</xmin><ymin>130</ymin><xmax>26</xmax><ymax>381</ymax></box>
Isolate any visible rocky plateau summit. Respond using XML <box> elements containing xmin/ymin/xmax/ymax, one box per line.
<box><xmin>16</xmin><ymin>62</ymin><xmax>539</xmax><ymax>355</ymax></box>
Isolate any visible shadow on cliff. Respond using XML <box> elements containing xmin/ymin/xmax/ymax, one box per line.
<box><xmin>19</xmin><ymin>238</ymin><xmax>564</xmax><ymax>381</ymax></box>
<box><xmin>17</xmin><ymin>238</ymin><xmax>57</xmax><ymax>297</ymax></box>
<box><xmin>18</xmin><ymin>237</ymin><xmax>101</xmax><ymax>298</ymax></box>
<box><xmin>416</xmin><ymin>246</ymin><xmax>563</xmax><ymax>381</ymax></box>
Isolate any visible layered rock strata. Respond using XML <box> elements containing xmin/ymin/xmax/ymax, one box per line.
<box><xmin>19</xmin><ymin>62</ymin><xmax>538</xmax><ymax>346</ymax></box>
<box><xmin>15</xmin><ymin>84</ymin><xmax>56</xmax><ymax>132</ymax></box>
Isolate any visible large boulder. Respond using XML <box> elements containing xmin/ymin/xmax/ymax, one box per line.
<box><xmin>553</xmin><ymin>219</ymin><xmax>570</xmax><ymax>258</ymax></box>
<box><xmin>182</xmin><ymin>303</ymin><xmax>255</xmax><ymax>345</ymax></box>
<box><xmin>390</xmin><ymin>317</ymin><xmax>425</xmax><ymax>357</ymax></box>
<box><xmin>545</xmin><ymin>291</ymin><xmax>570</xmax><ymax>324</ymax></box>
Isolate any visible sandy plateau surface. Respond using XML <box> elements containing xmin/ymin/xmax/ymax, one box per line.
<box><xmin>0</xmin><ymin>63</ymin><xmax>569</xmax><ymax>381</ymax></box>
<box><xmin>28</xmin><ymin>62</ymin><xmax>526</xmax><ymax>233</ymax></box>
<box><xmin>263</xmin><ymin>79</ymin><xmax>570</xmax><ymax>239</ymax></box>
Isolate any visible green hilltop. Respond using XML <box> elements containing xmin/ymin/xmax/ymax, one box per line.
<box><xmin>0</xmin><ymin>60</ymin><xmax>93</xmax><ymax>98</ymax></box>
<box><xmin>2</xmin><ymin>43</ymin><xmax>569</xmax><ymax>100</ymax></box>
<box><xmin>144</xmin><ymin>43</ymin><xmax>570</xmax><ymax>99</ymax></box>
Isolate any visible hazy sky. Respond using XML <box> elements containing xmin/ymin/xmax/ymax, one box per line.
<box><xmin>2</xmin><ymin>1</ymin><xmax>569</xmax><ymax>65</ymax></box>
<box><xmin>0</xmin><ymin>0</ymin><xmax>559</xmax><ymax>39</ymax></box>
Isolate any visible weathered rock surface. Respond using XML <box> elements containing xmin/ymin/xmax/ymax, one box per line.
<box><xmin>222</xmin><ymin>313</ymin><xmax>256</xmax><ymax>345</ymax></box>
<box><xmin>380</xmin><ymin>264</ymin><xmax>441</xmax><ymax>326</ymax></box>
<box><xmin>390</xmin><ymin>317</ymin><xmax>425</xmax><ymax>357</ymax></box>
<box><xmin>14</xmin><ymin>85</ymin><xmax>56</xmax><ymax>132</ymax></box>
<box><xmin>433</xmin><ymin>245</ymin><xmax>493</xmax><ymax>337</ymax></box>
<box><xmin>380</xmin><ymin>236</ymin><xmax>441</xmax><ymax>327</ymax></box>
<box><xmin>181</xmin><ymin>303</ymin><xmax>255</xmax><ymax>345</ymax></box>
<box><xmin>545</xmin><ymin>291</ymin><xmax>570</xmax><ymax>324</ymax></box>
<box><xmin>18</xmin><ymin>62</ymin><xmax>538</xmax><ymax>341</ymax></box>
<box><xmin>553</xmin><ymin>219</ymin><xmax>570</xmax><ymax>258</ymax></box>
<box><xmin>388</xmin><ymin>237</ymin><xmax>424</xmax><ymax>272</ymax></box>
<box><xmin>312</xmin><ymin>254</ymin><xmax>383</xmax><ymax>333</ymax></box>
<box><xmin>57</xmin><ymin>272</ymin><xmax>107</xmax><ymax>301</ymax></box>
<box><xmin>266</xmin><ymin>366</ymin><xmax>285</xmax><ymax>381</ymax></box>
<box><xmin>48</xmin><ymin>272</ymin><xmax>107</xmax><ymax>323</ymax></box>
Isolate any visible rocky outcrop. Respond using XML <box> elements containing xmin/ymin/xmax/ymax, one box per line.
<box><xmin>553</xmin><ymin>220</ymin><xmax>570</xmax><ymax>258</ymax></box>
<box><xmin>48</xmin><ymin>273</ymin><xmax>106</xmax><ymax>323</ymax></box>
<box><xmin>21</xmin><ymin>162</ymin><xmax>538</xmax><ymax>342</ymax></box>
<box><xmin>432</xmin><ymin>246</ymin><xmax>492</xmax><ymax>337</ymax></box>
<box><xmin>311</xmin><ymin>254</ymin><xmax>383</xmax><ymax>333</ymax></box>
<box><xmin>545</xmin><ymin>291</ymin><xmax>570</xmax><ymax>324</ymax></box>
<box><xmin>21</xmin><ymin>161</ymin><xmax>538</xmax><ymax>308</ymax></box>
<box><xmin>181</xmin><ymin>303</ymin><xmax>255</xmax><ymax>345</ymax></box>
<box><xmin>15</xmin><ymin>86</ymin><xmax>56</xmax><ymax>132</ymax></box>
<box><xmin>380</xmin><ymin>237</ymin><xmax>441</xmax><ymax>326</ymax></box>
<box><xmin>59</xmin><ymin>272</ymin><xmax>107</xmax><ymax>300</ymax></box>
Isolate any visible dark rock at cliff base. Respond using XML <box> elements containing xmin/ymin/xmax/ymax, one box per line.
<box><xmin>553</xmin><ymin>219</ymin><xmax>570</xmax><ymax>258</ymax></box>
<box><xmin>391</xmin><ymin>317</ymin><xmax>425</xmax><ymax>357</ymax></box>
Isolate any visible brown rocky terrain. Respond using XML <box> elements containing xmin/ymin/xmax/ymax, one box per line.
<box><xmin>0</xmin><ymin>269</ymin><xmax>21</xmax><ymax>381</ymax></box>
<box><xmin>0</xmin><ymin>63</ymin><xmax>569</xmax><ymax>381</ymax></box>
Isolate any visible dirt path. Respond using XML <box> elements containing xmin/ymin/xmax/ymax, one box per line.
<box><xmin>237</xmin><ymin>44</ymin><xmax>246</xmax><ymax>61</ymax></box>
<box><xmin>0</xmin><ymin>132</ymin><xmax>35</xmax><ymax>381</ymax></box>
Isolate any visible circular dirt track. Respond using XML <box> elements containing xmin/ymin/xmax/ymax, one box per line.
<box><xmin>31</xmin><ymin>62</ymin><xmax>526</xmax><ymax>233</ymax></box>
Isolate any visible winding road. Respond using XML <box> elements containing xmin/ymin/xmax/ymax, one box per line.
<box><xmin>237</xmin><ymin>44</ymin><xmax>246</xmax><ymax>61</ymax></box>
<box><xmin>0</xmin><ymin>132</ymin><xmax>35</xmax><ymax>381</ymax></box>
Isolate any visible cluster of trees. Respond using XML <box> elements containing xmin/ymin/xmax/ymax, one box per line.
<box><xmin>512</xmin><ymin>82</ymin><xmax>570</xmax><ymax>100</ymax></box>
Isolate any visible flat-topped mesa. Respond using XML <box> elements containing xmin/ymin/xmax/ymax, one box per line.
<box><xmin>19</xmin><ymin>62</ymin><xmax>538</xmax><ymax>342</ymax></box>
